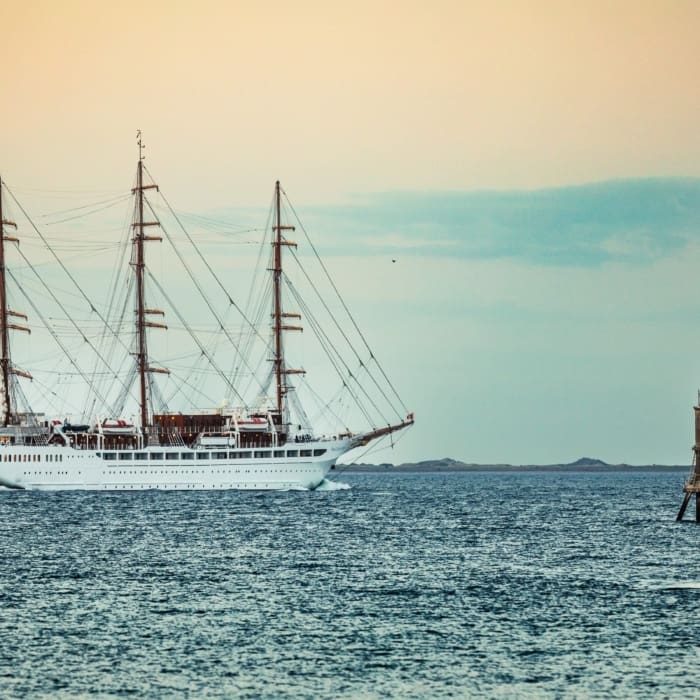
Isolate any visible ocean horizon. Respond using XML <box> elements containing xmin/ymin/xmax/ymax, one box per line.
<box><xmin>338</xmin><ymin>458</ymin><xmax>690</xmax><ymax>472</ymax></box>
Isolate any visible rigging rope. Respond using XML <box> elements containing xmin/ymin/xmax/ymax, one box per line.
<box><xmin>232</xmin><ymin>197</ymin><xmax>274</xmax><ymax>386</ymax></box>
<box><xmin>41</xmin><ymin>194</ymin><xmax>131</xmax><ymax>225</ymax></box>
<box><xmin>284</xmin><ymin>192</ymin><xmax>409</xmax><ymax>416</ymax></box>
<box><xmin>140</xmin><ymin>182</ymin><xmax>267</xmax><ymax>396</ymax></box>
<box><xmin>28</xmin><ymin>373</ymin><xmax>85</xmax><ymax>417</ymax></box>
<box><xmin>7</xmin><ymin>269</ymin><xmax>113</xmax><ymax>415</ymax></box>
<box><xmin>146</xmin><ymin>270</ymin><xmax>248</xmax><ymax>405</ymax></box>
<box><xmin>284</xmin><ymin>277</ymin><xmax>383</xmax><ymax>427</ymax></box>
<box><xmin>285</xmin><ymin>245</ymin><xmax>403</xmax><ymax>424</ymax></box>
<box><xmin>85</xmin><ymin>249</ymin><xmax>134</xmax><ymax>419</ymax></box>
<box><xmin>10</xmin><ymin>244</ymin><xmax>134</xmax><ymax>417</ymax></box>
<box><xmin>145</xmin><ymin>166</ymin><xmax>271</xmax><ymax>351</ymax></box>
<box><xmin>3</xmin><ymin>181</ymin><xmax>136</xmax><ymax>373</ymax></box>
<box><xmin>296</xmin><ymin>374</ymin><xmax>348</xmax><ymax>432</ymax></box>
<box><xmin>36</xmin><ymin>193</ymin><xmax>131</xmax><ymax>219</ymax></box>
<box><xmin>162</xmin><ymin>356</ymin><xmax>219</xmax><ymax>408</ymax></box>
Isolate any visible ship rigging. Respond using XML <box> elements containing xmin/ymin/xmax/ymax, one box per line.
<box><xmin>0</xmin><ymin>137</ymin><xmax>413</xmax><ymax>490</ymax></box>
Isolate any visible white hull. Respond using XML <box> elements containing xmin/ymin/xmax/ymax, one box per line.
<box><xmin>0</xmin><ymin>439</ymin><xmax>353</xmax><ymax>492</ymax></box>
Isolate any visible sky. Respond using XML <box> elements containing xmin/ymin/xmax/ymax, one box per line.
<box><xmin>1</xmin><ymin>1</ymin><xmax>700</xmax><ymax>465</ymax></box>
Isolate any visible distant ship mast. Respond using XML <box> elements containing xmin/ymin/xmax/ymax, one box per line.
<box><xmin>131</xmin><ymin>132</ymin><xmax>168</xmax><ymax>429</ymax></box>
<box><xmin>271</xmin><ymin>181</ymin><xmax>304</xmax><ymax>423</ymax></box>
<box><xmin>0</xmin><ymin>178</ymin><xmax>31</xmax><ymax>427</ymax></box>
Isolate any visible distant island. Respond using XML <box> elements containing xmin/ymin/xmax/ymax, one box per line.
<box><xmin>336</xmin><ymin>457</ymin><xmax>688</xmax><ymax>473</ymax></box>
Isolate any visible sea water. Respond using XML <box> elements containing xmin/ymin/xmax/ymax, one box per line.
<box><xmin>1</xmin><ymin>470</ymin><xmax>699</xmax><ymax>698</ymax></box>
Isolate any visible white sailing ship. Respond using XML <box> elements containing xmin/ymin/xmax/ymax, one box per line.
<box><xmin>0</xmin><ymin>138</ymin><xmax>413</xmax><ymax>491</ymax></box>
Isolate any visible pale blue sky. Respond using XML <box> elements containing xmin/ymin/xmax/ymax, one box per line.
<box><xmin>281</xmin><ymin>177</ymin><xmax>700</xmax><ymax>465</ymax></box>
<box><xmin>302</xmin><ymin>178</ymin><xmax>700</xmax><ymax>266</ymax></box>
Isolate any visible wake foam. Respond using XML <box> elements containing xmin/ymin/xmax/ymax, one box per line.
<box><xmin>314</xmin><ymin>479</ymin><xmax>351</xmax><ymax>491</ymax></box>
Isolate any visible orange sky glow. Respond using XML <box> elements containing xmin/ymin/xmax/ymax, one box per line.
<box><xmin>1</xmin><ymin>0</ymin><xmax>699</xmax><ymax>206</ymax></box>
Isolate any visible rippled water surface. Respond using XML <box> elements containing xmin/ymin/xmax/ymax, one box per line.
<box><xmin>2</xmin><ymin>470</ymin><xmax>700</xmax><ymax>698</ymax></box>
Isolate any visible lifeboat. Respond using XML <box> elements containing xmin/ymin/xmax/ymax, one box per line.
<box><xmin>101</xmin><ymin>419</ymin><xmax>137</xmax><ymax>435</ymax></box>
<box><xmin>234</xmin><ymin>416</ymin><xmax>268</xmax><ymax>432</ymax></box>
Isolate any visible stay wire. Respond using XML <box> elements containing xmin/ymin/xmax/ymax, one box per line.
<box><xmin>284</xmin><ymin>279</ymin><xmax>376</xmax><ymax>427</ymax></box>
<box><xmin>11</xmin><ymin>244</ymin><xmax>134</xmax><ymax>413</ymax></box>
<box><xmin>145</xmin><ymin>166</ymin><xmax>271</xmax><ymax>352</ymax></box>
<box><xmin>231</xmin><ymin>205</ymin><xmax>274</xmax><ymax>387</ymax></box>
<box><xmin>141</xmin><ymin>181</ymin><xmax>267</xmax><ymax>396</ymax></box>
<box><xmin>7</xmin><ymin>269</ymin><xmax>113</xmax><ymax>416</ymax></box>
<box><xmin>2</xmin><ymin>181</ymin><xmax>135</xmax><ymax>363</ymax></box>
<box><xmin>284</xmin><ymin>191</ymin><xmax>409</xmax><ymax>415</ymax></box>
<box><xmin>286</xmin><ymin>244</ymin><xmax>402</xmax><ymax>423</ymax></box>
<box><xmin>42</xmin><ymin>194</ymin><xmax>132</xmax><ymax>225</ymax></box>
<box><xmin>285</xmin><ymin>277</ymin><xmax>384</xmax><ymax>427</ymax></box>
<box><xmin>85</xmin><ymin>206</ymin><xmax>135</xmax><ymax>418</ymax></box>
<box><xmin>146</xmin><ymin>270</ymin><xmax>247</xmax><ymax>405</ymax></box>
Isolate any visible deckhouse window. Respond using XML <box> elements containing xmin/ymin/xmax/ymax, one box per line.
<box><xmin>313</xmin><ymin>449</ymin><xmax>327</xmax><ymax>457</ymax></box>
<box><xmin>254</xmin><ymin>451</ymin><xmax>271</xmax><ymax>459</ymax></box>
<box><xmin>197</xmin><ymin>452</ymin><xmax>210</xmax><ymax>460</ymax></box>
<box><xmin>150</xmin><ymin>453</ymin><xmax>163</xmax><ymax>460</ymax></box>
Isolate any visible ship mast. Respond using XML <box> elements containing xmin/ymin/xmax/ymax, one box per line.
<box><xmin>0</xmin><ymin>179</ymin><xmax>12</xmax><ymax>426</ymax></box>
<box><xmin>271</xmin><ymin>181</ymin><xmax>303</xmax><ymax>421</ymax></box>
<box><xmin>0</xmin><ymin>179</ymin><xmax>30</xmax><ymax>426</ymax></box>
<box><xmin>132</xmin><ymin>132</ymin><xmax>167</xmax><ymax>429</ymax></box>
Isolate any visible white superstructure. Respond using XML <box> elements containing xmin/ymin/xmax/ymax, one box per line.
<box><xmin>0</xmin><ymin>438</ymin><xmax>356</xmax><ymax>491</ymax></box>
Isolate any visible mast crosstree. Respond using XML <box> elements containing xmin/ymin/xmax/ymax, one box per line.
<box><xmin>271</xmin><ymin>180</ymin><xmax>304</xmax><ymax>423</ymax></box>
<box><xmin>131</xmin><ymin>132</ymin><xmax>168</xmax><ymax>429</ymax></box>
<box><xmin>0</xmin><ymin>178</ymin><xmax>31</xmax><ymax>427</ymax></box>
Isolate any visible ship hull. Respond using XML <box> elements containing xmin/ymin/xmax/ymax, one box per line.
<box><xmin>0</xmin><ymin>439</ymin><xmax>352</xmax><ymax>491</ymax></box>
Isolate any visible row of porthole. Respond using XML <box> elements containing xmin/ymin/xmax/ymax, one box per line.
<box><xmin>98</xmin><ymin>449</ymin><xmax>327</xmax><ymax>461</ymax></box>
<box><xmin>105</xmin><ymin>470</ymin><xmax>213</xmax><ymax>475</ymax></box>
<box><xmin>21</xmin><ymin>467</ymin><xmax>313</xmax><ymax>478</ymax></box>
<box><xmin>3</xmin><ymin>454</ymin><xmax>64</xmax><ymax>463</ymax></box>
<box><xmin>105</xmin><ymin>468</ymin><xmax>313</xmax><ymax>476</ymax></box>
<box><xmin>106</xmin><ymin>484</ymin><xmax>282</xmax><ymax>489</ymax></box>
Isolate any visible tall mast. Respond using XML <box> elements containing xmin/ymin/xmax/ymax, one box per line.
<box><xmin>0</xmin><ymin>179</ymin><xmax>30</xmax><ymax>426</ymax></box>
<box><xmin>131</xmin><ymin>132</ymin><xmax>166</xmax><ymax>429</ymax></box>
<box><xmin>136</xmin><ymin>146</ymin><xmax>148</xmax><ymax>428</ymax></box>
<box><xmin>0</xmin><ymin>179</ymin><xmax>11</xmax><ymax>426</ymax></box>
<box><xmin>271</xmin><ymin>181</ymin><xmax>303</xmax><ymax>420</ymax></box>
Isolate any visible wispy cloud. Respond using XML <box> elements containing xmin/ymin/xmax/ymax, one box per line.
<box><xmin>301</xmin><ymin>178</ymin><xmax>700</xmax><ymax>266</ymax></box>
